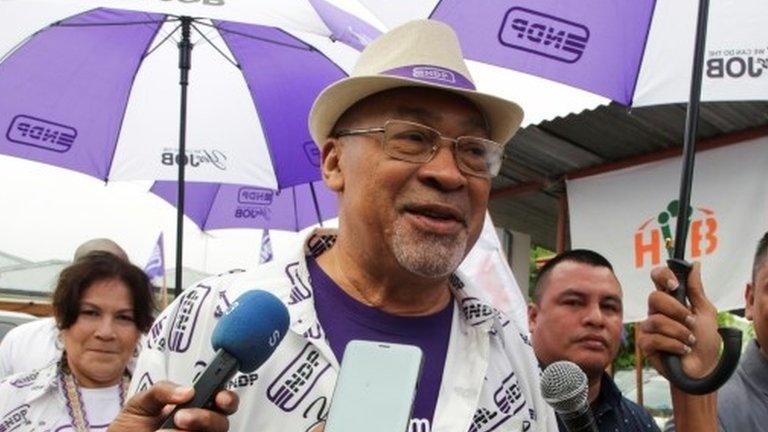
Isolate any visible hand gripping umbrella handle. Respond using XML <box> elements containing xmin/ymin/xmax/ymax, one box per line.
<box><xmin>660</xmin><ymin>258</ymin><xmax>742</xmax><ymax>395</ymax></box>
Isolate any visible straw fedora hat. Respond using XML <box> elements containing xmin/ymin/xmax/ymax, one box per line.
<box><xmin>308</xmin><ymin>19</ymin><xmax>524</xmax><ymax>147</ymax></box>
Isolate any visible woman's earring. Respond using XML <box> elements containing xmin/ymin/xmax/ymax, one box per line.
<box><xmin>55</xmin><ymin>331</ymin><xmax>65</xmax><ymax>351</ymax></box>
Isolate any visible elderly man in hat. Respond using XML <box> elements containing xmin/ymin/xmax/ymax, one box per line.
<box><xmin>113</xmin><ymin>20</ymin><xmax>558</xmax><ymax>432</ymax></box>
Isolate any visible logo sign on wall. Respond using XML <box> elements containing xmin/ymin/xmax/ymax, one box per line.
<box><xmin>568</xmin><ymin>137</ymin><xmax>768</xmax><ymax>322</ymax></box>
<box><xmin>633</xmin><ymin>199</ymin><xmax>719</xmax><ymax>269</ymax></box>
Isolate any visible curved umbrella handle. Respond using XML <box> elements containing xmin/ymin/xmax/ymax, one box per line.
<box><xmin>660</xmin><ymin>258</ymin><xmax>742</xmax><ymax>395</ymax></box>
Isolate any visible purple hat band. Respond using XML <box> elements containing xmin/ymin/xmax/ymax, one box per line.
<box><xmin>381</xmin><ymin>65</ymin><xmax>476</xmax><ymax>91</ymax></box>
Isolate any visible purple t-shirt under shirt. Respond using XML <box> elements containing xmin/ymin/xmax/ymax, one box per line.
<box><xmin>308</xmin><ymin>257</ymin><xmax>453</xmax><ymax>429</ymax></box>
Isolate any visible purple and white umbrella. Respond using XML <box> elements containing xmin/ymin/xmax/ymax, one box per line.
<box><xmin>150</xmin><ymin>180</ymin><xmax>337</xmax><ymax>232</ymax></box>
<box><xmin>353</xmin><ymin>0</ymin><xmax>768</xmax><ymax>106</ymax></box>
<box><xmin>0</xmin><ymin>5</ymin><xmax>356</xmax><ymax>187</ymax></box>
<box><xmin>334</xmin><ymin>0</ymin><xmax>760</xmax><ymax>393</ymax></box>
<box><xmin>0</xmin><ymin>2</ymin><xmax>363</xmax><ymax>291</ymax></box>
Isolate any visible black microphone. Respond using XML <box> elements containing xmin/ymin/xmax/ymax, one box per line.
<box><xmin>160</xmin><ymin>290</ymin><xmax>290</xmax><ymax>429</ymax></box>
<box><xmin>540</xmin><ymin>361</ymin><xmax>598</xmax><ymax>432</ymax></box>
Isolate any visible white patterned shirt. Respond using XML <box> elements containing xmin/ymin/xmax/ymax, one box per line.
<box><xmin>129</xmin><ymin>229</ymin><xmax>558</xmax><ymax>432</ymax></box>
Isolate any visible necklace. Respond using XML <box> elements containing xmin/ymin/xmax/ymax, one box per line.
<box><xmin>332</xmin><ymin>247</ymin><xmax>382</xmax><ymax>308</ymax></box>
<box><xmin>59</xmin><ymin>355</ymin><xmax>129</xmax><ymax>432</ymax></box>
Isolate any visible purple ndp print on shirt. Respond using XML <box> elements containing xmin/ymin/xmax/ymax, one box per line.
<box><xmin>430</xmin><ymin>0</ymin><xmax>656</xmax><ymax>104</ymax></box>
<box><xmin>9</xmin><ymin>372</ymin><xmax>38</xmax><ymax>389</ymax></box>
<box><xmin>168</xmin><ymin>284</ymin><xmax>211</xmax><ymax>353</ymax></box>
<box><xmin>0</xmin><ymin>404</ymin><xmax>31</xmax><ymax>432</ymax></box>
<box><xmin>308</xmin><ymin>257</ymin><xmax>453</xmax><ymax>430</ymax></box>
<box><xmin>266</xmin><ymin>342</ymin><xmax>333</xmax><ymax>412</ymax></box>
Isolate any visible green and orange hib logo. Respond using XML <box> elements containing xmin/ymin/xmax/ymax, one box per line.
<box><xmin>634</xmin><ymin>200</ymin><xmax>718</xmax><ymax>269</ymax></box>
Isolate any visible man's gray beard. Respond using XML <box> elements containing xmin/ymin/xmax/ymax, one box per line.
<box><xmin>391</xmin><ymin>218</ymin><xmax>467</xmax><ymax>278</ymax></box>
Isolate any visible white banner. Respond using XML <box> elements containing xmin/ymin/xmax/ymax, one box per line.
<box><xmin>459</xmin><ymin>212</ymin><xmax>529</xmax><ymax>332</ymax></box>
<box><xmin>567</xmin><ymin>137</ymin><xmax>768</xmax><ymax>322</ymax></box>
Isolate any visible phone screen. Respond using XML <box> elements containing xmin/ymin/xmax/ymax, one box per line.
<box><xmin>325</xmin><ymin>340</ymin><xmax>424</xmax><ymax>432</ymax></box>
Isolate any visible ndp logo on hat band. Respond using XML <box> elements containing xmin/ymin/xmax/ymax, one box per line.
<box><xmin>383</xmin><ymin>65</ymin><xmax>476</xmax><ymax>90</ymax></box>
<box><xmin>412</xmin><ymin>66</ymin><xmax>456</xmax><ymax>84</ymax></box>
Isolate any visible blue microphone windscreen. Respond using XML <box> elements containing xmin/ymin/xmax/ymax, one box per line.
<box><xmin>211</xmin><ymin>290</ymin><xmax>290</xmax><ymax>372</ymax></box>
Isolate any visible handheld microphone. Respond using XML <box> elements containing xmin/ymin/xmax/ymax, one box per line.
<box><xmin>160</xmin><ymin>290</ymin><xmax>290</xmax><ymax>429</ymax></box>
<box><xmin>540</xmin><ymin>361</ymin><xmax>598</xmax><ymax>432</ymax></box>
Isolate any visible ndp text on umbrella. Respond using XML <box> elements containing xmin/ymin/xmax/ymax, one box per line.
<box><xmin>7</xmin><ymin>115</ymin><xmax>76</xmax><ymax>153</ymax></box>
<box><xmin>238</xmin><ymin>187</ymin><xmax>274</xmax><ymax>206</ymax></box>
<box><xmin>498</xmin><ymin>7</ymin><xmax>590</xmax><ymax>64</ymax></box>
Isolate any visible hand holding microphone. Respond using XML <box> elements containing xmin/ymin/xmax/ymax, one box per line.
<box><xmin>108</xmin><ymin>290</ymin><xmax>290</xmax><ymax>432</ymax></box>
<box><xmin>159</xmin><ymin>290</ymin><xmax>290</xmax><ymax>428</ymax></box>
<box><xmin>108</xmin><ymin>381</ymin><xmax>238</xmax><ymax>432</ymax></box>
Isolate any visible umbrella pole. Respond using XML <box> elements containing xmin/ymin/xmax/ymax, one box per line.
<box><xmin>174</xmin><ymin>17</ymin><xmax>193</xmax><ymax>298</ymax></box>
<box><xmin>672</xmin><ymin>0</ymin><xmax>709</xmax><ymax>259</ymax></box>
<box><xmin>661</xmin><ymin>0</ymin><xmax>742</xmax><ymax>395</ymax></box>
<box><xmin>309</xmin><ymin>182</ymin><xmax>323</xmax><ymax>227</ymax></box>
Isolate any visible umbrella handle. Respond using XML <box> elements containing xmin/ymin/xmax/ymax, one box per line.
<box><xmin>660</xmin><ymin>258</ymin><xmax>742</xmax><ymax>395</ymax></box>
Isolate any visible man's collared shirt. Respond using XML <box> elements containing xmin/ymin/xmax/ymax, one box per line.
<box><xmin>130</xmin><ymin>228</ymin><xmax>559</xmax><ymax>432</ymax></box>
<box><xmin>556</xmin><ymin>373</ymin><xmax>659</xmax><ymax>432</ymax></box>
<box><xmin>718</xmin><ymin>339</ymin><xmax>768</xmax><ymax>431</ymax></box>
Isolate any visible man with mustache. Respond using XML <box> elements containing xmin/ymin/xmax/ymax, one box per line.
<box><xmin>528</xmin><ymin>249</ymin><xmax>661</xmax><ymax>431</ymax></box>
<box><xmin>109</xmin><ymin>19</ymin><xmax>718</xmax><ymax>432</ymax></box>
<box><xmin>118</xmin><ymin>20</ymin><xmax>559</xmax><ymax>432</ymax></box>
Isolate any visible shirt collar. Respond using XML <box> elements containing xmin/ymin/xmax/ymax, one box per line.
<box><xmin>4</xmin><ymin>361</ymin><xmax>61</xmax><ymax>405</ymax></box>
<box><xmin>740</xmin><ymin>339</ymin><xmax>768</xmax><ymax>387</ymax></box>
<box><xmin>593</xmin><ymin>372</ymin><xmax>623</xmax><ymax>416</ymax></box>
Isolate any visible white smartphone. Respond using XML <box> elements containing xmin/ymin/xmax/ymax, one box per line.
<box><xmin>325</xmin><ymin>340</ymin><xmax>424</xmax><ymax>432</ymax></box>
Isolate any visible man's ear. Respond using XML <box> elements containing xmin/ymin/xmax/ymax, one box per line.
<box><xmin>527</xmin><ymin>302</ymin><xmax>539</xmax><ymax>333</ymax></box>
<box><xmin>745</xmin><ymin>282</ymin><xmax>755</xmax><ymax>321</ymax></box>
<box><xmin>321</xmin><ymin>138</ymin><xmax>343</xmax><ymax>192</ymax></box>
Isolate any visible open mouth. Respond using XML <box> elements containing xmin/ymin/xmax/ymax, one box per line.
<box><xmin>404</xmin><ymin>204</ymin><xmax>466</xmax><ymax>234</ymax></box>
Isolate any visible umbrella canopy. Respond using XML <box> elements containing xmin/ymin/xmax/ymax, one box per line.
<box><xmin>351</xmin><ymin>0</ymin><xmax>768</xmax><ymax>107</ymax></box>
<box><xmin>0</xmin><ymin>3</ymin><xmax>359</xmax><ymax>293</ymax></box>
<box><xmin>151</xmin><ymin>180</ymin><xmax>338</xmax><ymax>232</ymax></box>
<box><xmin>0</xmin><ymin>5</ymin><xmax>355</xmax><ymax>188</ymax></box>
<box><xmin>328</xmin><ymin>0</ymin><xmax>756</xmax><ymax>394</ymax></box>
<box><xmin>0</xmin><ymin>0</ymin><xmax>377</xmax><ymax>44</ymax></box>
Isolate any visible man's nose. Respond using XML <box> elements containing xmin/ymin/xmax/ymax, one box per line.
<box><xmin>583</xmin><ymin>303</ymin><xmax>606</xmax><ymax>327</ymax></box>
<box><xmin>417</xmin><ymin>142</ymin><xmax>468</xmax><ymax>190</ymax></box>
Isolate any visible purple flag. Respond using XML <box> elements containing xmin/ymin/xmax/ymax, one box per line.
<box><xmin>309</xmin><ymin>0</ymin><xmax>382</xmax><ymax>50</ymax></box>
<box><xmin>144</xmin><ymin>233</ymin><xmax>165</xmax><ymax>280</ymax></box>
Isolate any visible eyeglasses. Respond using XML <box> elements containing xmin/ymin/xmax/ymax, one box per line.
<box><xmin>333</xmin><ymin>119</ymin><xmax>505</xmax><ymax>178</ymax></box>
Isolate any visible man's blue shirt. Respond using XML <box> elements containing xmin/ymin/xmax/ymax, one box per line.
<box><xmin>556</xmin><ymin>373</ymin><xmax>660</xmax><ymax>432</ymax></box>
